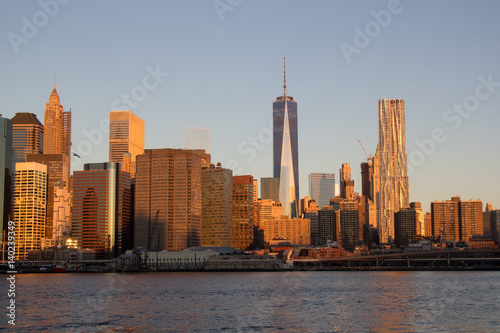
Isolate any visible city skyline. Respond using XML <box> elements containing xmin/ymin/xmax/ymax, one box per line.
<box><xmin>2</xmin><ymin>1</ymin><xmax>500</xmax><ymax>212</ymax></box>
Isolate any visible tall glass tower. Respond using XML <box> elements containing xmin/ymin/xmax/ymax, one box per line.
<box><xmin>273</xmin><ymin>57</ymin><xmax>299</xmax><ymax>217</ymax></box>
<box><xmin>377</xmin><ymin>98</ymin><xmax>409</xmax><ymax>243</ymax></box>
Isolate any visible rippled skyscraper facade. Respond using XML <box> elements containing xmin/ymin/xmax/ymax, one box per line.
<box><xmin>377</xmin><ymin>99</ymin><xmax>409</xmax><ymax>243</ymax></box>
<box><xmin>273</xmin><ymin>58</ymin><xmax>299</xmax><ymax>217</ymax></box>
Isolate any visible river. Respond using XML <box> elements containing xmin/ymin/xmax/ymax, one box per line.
<box><xmin>4</xmin><ymin>271</ymin><xmax>500</xmax><ymax>332</ymax></box>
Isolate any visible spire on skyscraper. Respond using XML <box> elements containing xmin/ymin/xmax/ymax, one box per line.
<box><xmin>283</xmin><ymin>55</ymin><xmax>287</xmax><ymax>98</ymax></box>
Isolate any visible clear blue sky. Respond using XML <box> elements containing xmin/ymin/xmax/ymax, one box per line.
<box><xmin>2</xmin><ymin>0</ymin><xmax>500</xmax><ymax>212</ymax></box>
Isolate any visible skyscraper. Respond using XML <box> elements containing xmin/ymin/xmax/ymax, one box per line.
<box><xmin>339</xmin><ymin>163</ymin><xmax>354</xmax><ymax>199</ymax></box>
<box><xmin>273</xmin><ymin>57</ymin><xmax>299</xmax><ymax>217</ymax></box>
<box><xmin>431</xmin><ymin>197</ymin><xmax>460</xmax><ymax>241</ymax></box>
<box><xmin>11</xmin><ymin>112</ymin><xmax>43</xmax><ymax>165</ymax></box>
<box><xmin>232</xmin><ymin>175</ymin><xmax>255</xmax><ymax>250</ymax></box>
<box><xmin>309</xmin><ymin>173</ymin><xmax>335</xmax><ymax>208</ymax></box>
<box><xmin>72</xmin><ymin>162</ymin><xmax>132</xmax><ymax>259</ymax></box>
<box><xmin>377</xmin><ymin>99</ymin><xmax>409</xmax><ymax>243</ymax></box>
<box><xmin>0</xmin><ymin>115</ymin><xmax>13</xmax><ymax>236</ymax></box>
<box><xmin>201</xmin><ymin>163</ymin><xmax>233</xmax><ymax>247</ymax></box>
<box><xmin>394</xmin><ymin>208</ymin><xmax>417</xmax><ymax>248</ymax></box>
<box><xmin>109</xmin><ymin>111</ymin><xmax>145</xmax><ymax>178</ymax></box>
<box><xmin>43</xmin><ymin>84</ymin><xmax>71</xmax><ymax>158</ymax></box>
<box><xmin>184</xmin><ymin>127</ymin><xmax>211</xmax><ymax>154</ymax></box>
<box><xmin>13</xmin><ymin>162</ymin><xmax>47</xmax><ymax>260</ymax></box>
<box><xmin>134</xmin><ymin>149</ymin><xmax>204</xmax><ymax>251</ymax></box>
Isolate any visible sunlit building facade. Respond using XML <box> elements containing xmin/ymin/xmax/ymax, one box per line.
<box><xmin>377</xmin><ymin>99</ymin><xmax>409</xmax><ymax>243</ymax></box>
<box><xmin>201</xmin><ymin>163</ymin><xmax>233</xmax><ymax>247</ymax></box>
<box><xmin>109</xmin><ymin>111</ymin><xmax>145</xmax><ymax>178</ymax></box>
<box><xmin>13</xmin><ymin>162</ymin><xmax>47</xmax><ymax>260</ymax></box>
<box><xmin>232</xmin><ymin>175</ymin><xmax>255</xmax><ymax>250</ymax></box>
<box><xmin>273</xmin><ymin>59</ymin><xmax>299</xmax><ymax>217</ymax></box>
<box><xmin>134</xmin><ymin>149</ymin><xmax>204</xmax><ymax>251</ymax></box>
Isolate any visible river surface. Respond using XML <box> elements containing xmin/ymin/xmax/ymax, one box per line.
<box><xmin>3</xmin><ymin>271</ymin><xmax>500</xmax><ymax>332</ymax></box>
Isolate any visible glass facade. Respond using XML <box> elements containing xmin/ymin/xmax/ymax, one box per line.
<box><xmin>273</xmin><ymin>97</ymin><xmax>299</xmax><ymax>217</ymax></box>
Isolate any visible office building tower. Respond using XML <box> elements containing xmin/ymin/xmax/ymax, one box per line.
<box><xmin>318</xmin><ymin>207</ymin><xmax>336</xmax><ymax>245</ymax></box>
<box><xmin>431</xmin><ymin>197</ymin><xmax>460</xmax><ymax>241</ymax></box>
<box><xmin>109</xmin><ymin>111</ymin><xmax>145</xmax><ymax>178</ymax></box>
<box><xmin>0</xmin><ymin>115</ymin><xmax>13</xmax><ymax>236</ymax></box>
<box><xmin>334</xmin><ymin>184</ymin><xmax>340</xmax><ymax>198</ymax></box>
<box><xmin>261</xmin><ymin>177</ymin><xmax>279</xmax><ymax>203</ymax></box>
<box><xmin>309</xmin><ymin>173</ymin><xmax>335</xmax><ymax>208</ymax></box>
<box><xmin>360</xmin><ymin>161</ymin><xmax>373</xmax><ymax>200</ymax></box>
<box><xmin>11</xmin><ymin>112</ymin><xmax>43</xmax><ymax>165</ymax></box>
<box><xmin>52</xmin><ymin>183</ymin><xmax>71</xmax><ymax>244</ymax></box>
<box><xmin>27</xmin><ymin>154</ymin><xmax>69</xmax><ymax>239</ymax></box>
<box><xmin>13</xmin><ymin>162</ymin><xmax>47</xmax><ymax>260</ymax></box>
<box><xmin>135</xmin><ymin>149</ymin><xmax>203</xmax><ymax>251</ymax></box>
<box><xmin>394</xmin><ymin>208</ymin><xmax>417</xmax><ymax>248</ymax></box>
<box><xmin>377</xmin><ymin>99</ymin><xmax>409</xmax><ymax>243</ymax></box>
<box><xmin>184</xmin><ymin>127</ymin><xmax>211</xmax><ymax>154</ymax></box>
<box><xmin>232</xmin><ymin>175</ymin><xmax>255</xmax><ymax>250</ymax></box>
<box><xmin>72</xmin><ymin>163</ymin><xmax>131</xmax><ymax>259</ymax></box>
<box><xmin>43</xmin><ymin>84</ymin><xmax>71</xmax><ymax>157</ymax></box>
<box><xmin>273</xmin><ymin>57</ymin><xmax>299</xmax><ymax>217</ymax></box>
<box><xmin>488</xmin><ymin>210</ymin><xmax>500</xmax><ymax>245</ymax></box>
<box><xmin>201</xmin><ymin>163</ymin><xmax>233</xmax><ymax>247</ymax></box>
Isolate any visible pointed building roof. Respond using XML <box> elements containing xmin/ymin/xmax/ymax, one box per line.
<box><xmin>11</xmin><ymin>112</ymin><xmax>43</xmax><ymax>126</ymax></box>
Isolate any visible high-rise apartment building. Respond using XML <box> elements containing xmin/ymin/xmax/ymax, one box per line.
<box><xmin>377</xmin><ymin>99</ymin><xmax>409</xmax><ymax>243</ymax></box>
<box><xmin>184</xmin><ymin>127</ymin><xmax>211</xmax><ymax>154</ymax></box>
<box><xmin>309</xmin><ymin>173</ymin><xmax>335</xmax><ymax>208</ymax></box>
<box><xmin>109</xmin><ymin>111</ymin><xmax>145</xmax><ymax>178</ymax></box>
<box><xmin>273</xmin><ymin>58</ymin><xmax>299</xmax><ymax>217</ymax></box>
<box><xmin>261</xmin><ymin>216</ymin><xmax>310</xmax><ymax>246</ymax></box>
<box><xmin>201</xmin><ymin>163</ymin><xmax>233</xmax><ymax>247</ymax></box>
<box><xmin>13</xmin><ymin>162</ymin><xmax>47</xmax><ymax>260</ymax></box>
<box><xmin>431</xmin><ymin>197</ymin><xmax>460</xmax><ymax>241</ymax></box>
<box><xmin>458</xmin><ymin>199</ymin><xmax>483</xmax><ymax>241</ymax></box>
<box><xmin>134</xmin><ymin>149</ymin><xmax>204</xmax><ymax>251</ymax></box>
<box><xmin>318</xmin><ymin>207</ymin><xmax>336</xmax><ymax>245</ymax></box>
<box><xmin>339</xmin><ymin>200</ymin><xmax>359</xmax><ymax>252</ymax></box>
<box><xmin>0</xmin><ymin>115</ymin><xmax>13</xmax><ymax>236</ymax></box>
<box><xmin>261</xmin><ymin>177</ymin><xmax>280</xmax><ymax>203</ymax></box>
<box><xmin>72</xmin><ymin>163</ymin><xmax>132</xmax><ymax>259</ymax></box>
<box><xmin>11</xmin><ymin>112</ymin><xmax>43</xmax><ymax>165</ymax></box>
<box><xmin>232</xmin><ymin>175</ymin><xmax>255</xmax><ymax>250</ymax></box>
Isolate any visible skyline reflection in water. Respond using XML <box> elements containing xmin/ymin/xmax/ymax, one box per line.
<box><xmin>5</xmin><ymin>271</ymin><xmax>500</xmax><ymax>332</ymax></box>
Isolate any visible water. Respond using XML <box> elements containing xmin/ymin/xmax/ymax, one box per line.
<box><xmin>4</xmin><ymin>271</ymin><xmax>500</xmax><ymax>332</ymax></box>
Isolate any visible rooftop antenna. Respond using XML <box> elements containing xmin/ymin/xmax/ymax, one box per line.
<box><xmin>283</xmin><ymin>54</ymin><xmax>287</xmax><ymax>98</ymax></box>
<box><xmin>54</xmin><ymin>68</ymin><xmax>56</xmax><ymax>89</ymax></box>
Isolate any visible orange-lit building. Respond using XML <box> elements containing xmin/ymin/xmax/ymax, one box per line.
<box><xmin>232</xmin><ymin>175</ymin><xmax>255</xmax><ymax>250</ymax></box>
<box><xmin>109</xmin><ymin>110</ymin><xmax>145</xmax><ymax>178</ymax></box>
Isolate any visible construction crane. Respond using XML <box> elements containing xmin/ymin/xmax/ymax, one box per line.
<box><xmin>357</xmin><ymin>139</ymin><xmax>373</xmax><ymax>162</ymax></box>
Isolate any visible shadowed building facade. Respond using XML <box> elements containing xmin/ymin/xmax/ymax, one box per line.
<box><xmin>11</xmin><ymin>112</ymin><xmax>43</xmax><ymax>165</ymax></box>
<box><xmin>0</xmin><ymin>116</ymin><xmax>13</xmax><ymax>236</ymax></box>
<box><xmin>273</xmin><ymin>58</ymin><xmax>299</xmax><ymax>217</ymax></box>
<box><xmin>309</xmin><ymin>173</ymin><xmax>335</xmax><ymax>208</ymax></box>
<box><xmin>72</xmin><ymin>163</ymin><xmax>131</xmax><ymax>259</ymax></box>
<box><xmin>134</xmin><ymin>149</ymin><xmax>204</xmax><ymax>251</ymax></box>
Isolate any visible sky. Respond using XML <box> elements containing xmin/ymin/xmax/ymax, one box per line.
<box><xmin>1</xmin><ymin>0</ymin><xmax>500</xmax><ymax>212</ymax></box>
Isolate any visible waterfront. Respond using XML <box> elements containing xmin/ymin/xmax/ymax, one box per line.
<box><xmin>5</xmin><ymin>271</ymin><xmax>500</xmax><ymax>332</ymax></box>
